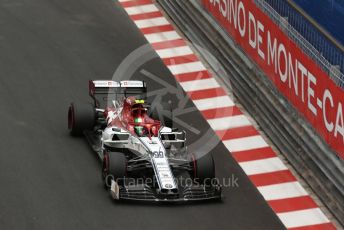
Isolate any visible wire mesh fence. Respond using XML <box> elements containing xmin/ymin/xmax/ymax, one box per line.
<box><xmin>254</xmin><ymin>0</ymin><xmax>344</xmax><ymax>88</ymax></box>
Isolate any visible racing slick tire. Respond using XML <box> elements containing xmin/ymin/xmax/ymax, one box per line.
<box><xmin>192</xmin><ymin>153</ymin><xmax>215</xmax><ymax>185</ymax></box>
<box><xmin>102</xmin><ymin>152</ymin><xmax>127</xmax><ymax>189</ymax></box>
<box><xmin>68</xmin><ymin>102</ymin><xmax>95</xmax><ymax>136</ymax></box>
<box><xmin>150</xmin><ymin>102</ymin><xmax>173</xmax><ymax>128</ymax></box>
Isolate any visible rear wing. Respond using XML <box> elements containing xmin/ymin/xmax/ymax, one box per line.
<box><xmin>89</xmin><ymin>80</ymin><xmax>147</xmax><ymax>108</ymax></box>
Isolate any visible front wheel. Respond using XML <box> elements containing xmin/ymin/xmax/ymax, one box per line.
<box><xmin>191</xmin><ymin>153</ymin><xmax>215</xmax><ymax>185</ymax></box>
<box><xmin>102</xmin><ymin>152</ymin><xmax>127</xmax><ymax>189</ymax></box>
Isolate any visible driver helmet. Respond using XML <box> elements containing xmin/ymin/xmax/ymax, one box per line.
<box><xmin>134</xmin><ymin>116</ymin><xmax>143</xmax><ymax>123</ymax></box>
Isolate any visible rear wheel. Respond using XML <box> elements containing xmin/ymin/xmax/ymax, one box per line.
<box><xmin>102</xmin><ymin>152</ymin><xmax>127</xmax><ymax>189</ymax></box>
<box><xmin>68</xmin><ymin>102</ymin><xmax>95</xmax><ymax>136</ymax></box>
<box><xmin>191</xmin><ymin>153</ymin><xmax>215</xmax><ymax>185</ymax></box>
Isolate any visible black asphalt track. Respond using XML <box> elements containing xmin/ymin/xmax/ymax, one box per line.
<box><xmin>0</xmin><ymin>0</ymin><xmax>285</xmax><ymax>229</ymax></box>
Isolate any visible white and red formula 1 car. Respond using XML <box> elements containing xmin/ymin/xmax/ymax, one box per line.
<box><xmin>68</xmin><ymin>80</ymin><xmax>221</xmax><ymax>202</ymax></box>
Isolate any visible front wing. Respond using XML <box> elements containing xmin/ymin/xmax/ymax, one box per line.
<box><xmin>110</xmin><ymin>180</ymin><xmax>222</xmax><ymax>202</ymax></box>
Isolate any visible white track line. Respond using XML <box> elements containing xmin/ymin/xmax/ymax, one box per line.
<box><xmin>156</xmin><ymin>46</ymin><xmax>194</xmax><ymax>58</ymax></box>
<box><xmin>258</xmin><ymin>181</ymin><xmax>308</xmax><ymax>201</ymax></box>
<box><xmin>277</xmin><ymin>208</ymin><xmax>330</xmax><ymax>228</ymax></box>
<box><xmin>134</xmin><ymin>17</ymin><xmax>170</xmax><ymax>29</ymax></box>
<box><xmin>168</xmin><ymin>61</ymin><xmax>206</xmax><ymax>75</ymax></box>
<box><xmin>179</xmin><ymin>78</ymin><xmax>219</xmax><ymax>92</ymax></box>
<box><xmin>238</xmin><ymin>157</ymin><xmax>287</xmax><ymax>175</ymax></box>
<box><xmin>193</xmin><ymin>96</ymin><xmax>234</xmax><ymax>111</ymax></box>
<box><xmin>223</xmin><ymin>135</ymin><xmax>268</xmax><ymax>152</ymax></box>
<box><xmin>208</xmin><ymin>115</ymin><xmax>251</xmax><ymax>131</ymax></box>
<box><xmin>124</xmin><ymin>4</ymin><xmax>159</xmax><ymax>15</ymax></box>
<box><xmin>144</xmin><ymin>31</ymin><xmax>181</xmax><ymax>43</ymax></box>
